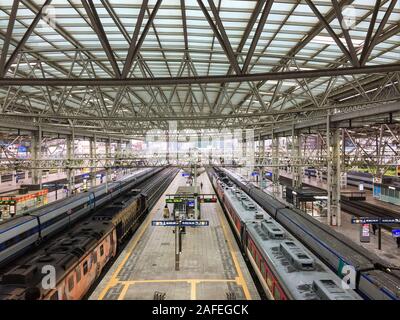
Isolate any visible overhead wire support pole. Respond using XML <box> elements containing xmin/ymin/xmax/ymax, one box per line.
<box><xmin>292</xmin><ymin>123</ymin><xmax>302</xmax><ymax>189</ymax></box>
<box><xmin>272</xmin><ymin>127</ymin><xmax>280</xmax><ymax>197</ymax></box>
<box><xmin>326</xmin><ymin>112</ymin><xmax>341</xmax><ymax>226</ymax></box>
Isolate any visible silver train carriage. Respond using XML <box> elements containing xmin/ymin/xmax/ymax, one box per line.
<box><xmin>210</xmin><ymin>169</ymin><xmax>361</xmax><ymax>300</ymax></box>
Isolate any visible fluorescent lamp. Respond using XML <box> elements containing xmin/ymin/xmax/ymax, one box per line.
<box><xmin>311</xmin><ymin>36</ymin><xmax>364</xmax><ymax>47</ymax></box>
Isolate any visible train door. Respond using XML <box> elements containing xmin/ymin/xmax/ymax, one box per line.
<box><xmin>140</xmin><ymin>193</ymin><xmax>147</xmax><ymax>214</ymax></box>
<box><xmin>88</xmin><ymin>192</ymin><xmax>96</xmax><ymax>210</ymax></box>
<box><xmin>240</xmin><ymin>224</ymin><xmax>248</xmax><ymax>253</ymax></box>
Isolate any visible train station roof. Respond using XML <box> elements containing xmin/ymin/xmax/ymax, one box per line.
<box><xmin>0</xmin><ymin>0</ymin><xmax>399</xmax><ymax>137</ymax></box>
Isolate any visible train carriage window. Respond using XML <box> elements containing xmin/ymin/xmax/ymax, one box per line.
<box><xmin>93</xmin><ymin>252</ymin><xmax>97</xmax><ymax>264</ymax></box>
<box><xmin>68</xmin><ymin>276</ymin><xmax>74</xmax><ymax>292</ymax></box>
<box><xmin>76</xmin><ymin>267</ymin><xmax>81</xmax><ymax>283</ymax></box>
<box><xmin>260</xmin><ymin>261</ymin><xmax>267</xmax><ymax>278</ymax></box>
<box><xmin>266</xmin><ymin>272</ymin><xmax>273</xmax><ymax>290</ymax></box>
<box><xmin>256</xmin><ymin>252</ymin><xmax>261</xmax><ymax>268</ymax></box>
<box><xmin>83</xmin><ymin>261</ymin><xmax>88</xmax><ymax>275</ymax></box>
<box><xmin>274</xmin><ymin>284</ymin><xmax>282</xmax><ymax>300</ymax></box>
<box><xmin>100</xmin><ymin>245</ymin><xmax>104</xmax><ymax>257</ymax></box>
<box><xmin>49</xmin><ymin>291</ymin><xmax>59</xmax><ymax>300</ymax></box>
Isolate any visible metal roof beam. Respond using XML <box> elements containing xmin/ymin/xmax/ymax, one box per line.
<box><xmin>360</xmin><ymin>0</ymin><xmax>398</xmax><ymax>66</ymax></box>
<box><xmin>242</xmin><ymin>0</ymin><xmax>273</xmax><ymax>74</ymax></box>
<box><xmin>3</xmin><ymin>0</ymin><xmax>52</xmax><ymax>75</ymax></box>
<box><xmin>0</xmin><ymin>0</ymin><xmax>19</xmax><ymax>78</ymax></box>
<box><xmin>122</xmin><ymin>0</ymin><xmax>162</xmax><ymax>79</ymax></box>
<box><xmin>1</xmin><ymin>63</ymin><xmax>400</xmax><ymax>86</ymax></box>
<box><xmin>81</xmin><ymin>0</ymin><xmax>121</xmax><ymax>78</ymax></box>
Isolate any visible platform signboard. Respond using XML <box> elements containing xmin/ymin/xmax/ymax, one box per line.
<box><xmin>360</xmin><ymin>223</ymin><xmax>370</xmax><ymax>243</ymax></box>
<box><xmin>392</xmin><ymin>229</ymin><xmax>400</xmax><ymax>237</ymax></box>
<box><xmin>152</xmin><ymin>220</ymin><xmax>180</xmax><ymax>226</ymax></box>
<box><xmin>351</xmin><ymin>217</ymin><xmax>379</xmax><ymax>224</ymax></box>
<box><xmin>18</xmin><ymin>146</ymin><xmax>27</xmax><ymax>153</ymax></box>
<box><xmin>182</xmin><ymin>173</ymin><xmax>190</xmax><ymax>177</ymax></box>
<box><xmin>166</xmin><ymin>195</ymin><xmax>217</xmax><ymax>204</ymax></box>
<box><xmin>351</xmin><ymin>217</ymin><xmax>400</xmax><ymax>224</ymax></box>
<box><xmin>152</xmin><ymin>220</ymin><xmax>209</xmax><ymax>227</ymax></box>
<box><xmin>181</xmin><ymin>220</ymin><xmax>209</xmax><ymax>227</ymax></box>
<box><xmin>166</xmin><ymin>198</ymin><xmax>185</xmax><ymax>203</ymax></box>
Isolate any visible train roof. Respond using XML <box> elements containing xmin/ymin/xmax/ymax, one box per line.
<box><xmin>245</xmin><ymin>220</ymin><xmax>360</xmax><ymax>300</ymax></box>
<box><xmin>0</xmin><ymin>220</ymin><xmax>113</xmax><ymax>300</ymax></box>
<box><xmin>0</xmin><ymin>214</ymin><xmax>34</xmax><ymax>231</ymax></box>
<box><xmin>4</xmin><ymin>169</ymin><xmax>150</xmax><ymax>221</ymax></box>
<box><xmin>217</xmin><ymin>178</ymin><xmax>361</xmax><ymax>300</ymax></box>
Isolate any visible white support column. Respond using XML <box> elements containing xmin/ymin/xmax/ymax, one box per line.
<box><xmin>105</xmin><ymin>137</ymin><xmax>111</xmax><ymax>193</ymax></box>
<box><xmin>116</xmin><ymin>138</ymin><xmax>122</xmax><ymax>177</ymax></box>
<box><xmin>272</xmin><ymin>130</ymin><xmax>280</xmax><ymax>196</ymax></box>
<box><xmin>258</xmin><ymin>134</ymin><xmax>265</xmax><ymax>189</ymax></box>
<box><xmin>31</xmin><ymin>128</ymin><xmax>42</xmax><ymax>186</ymax></box>
<box><xmin>166</xmin><ymin>131</ymin><xmax>170</xmax><ymax>164</ymax></box>
<box><xmin>90</xmin><ymin>136</ymin><xmax>97</xmax><ymax>188</ymax></box>
<box><xmin>66</xmin><ymin>134</ymin><xmax>75</xmax><ymax>196</ymax></box>
<box><xmin>327</xmin><ymin>115</ymin><xmax>341</xmax><ymax>226</ymax></box>
<box><xmin>292</xmin><ymin>126</ymin><xmax>302</xmax><ymax>189</ymax></box>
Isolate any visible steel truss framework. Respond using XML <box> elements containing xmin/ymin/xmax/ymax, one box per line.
<box><xmin>256</xmin><ymin>123</ymin><xmax>399</xmax><ymax>172</ymax></box>
<box><xmin>0</xmin><ymin>0</ymin><xmax>398</xmax><ymax>139</ymax></box>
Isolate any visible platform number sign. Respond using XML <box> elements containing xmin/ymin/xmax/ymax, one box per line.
<box><xmin>392</xmin><ymin>229</ymin><xmax>400</xmax><ymax>238</ymax></box>
<box><xmin>152</xmin><ymin>220</ymin><xmax>209</xmax><ymax>227</ymax></box>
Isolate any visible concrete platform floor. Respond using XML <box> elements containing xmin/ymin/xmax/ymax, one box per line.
<box><xmin>90</xmin><ymin>170</ymin><xmax>260</xmax><ymax>300</ymax></box>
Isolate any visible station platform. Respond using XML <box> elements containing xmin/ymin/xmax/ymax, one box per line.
<box><xmin>279</xmin><ymin>171</ymin><xmax>400</xmax><ymax>212</ymax></box>
<box><xmin>239</xmin><ymin>169</ymin><xmax>400</xmax><ymax>267</ymax></box>
<box><xmin>90</xmin><ymin>171</ymin><xmax>260</xmax><ymax>300</ymax></box>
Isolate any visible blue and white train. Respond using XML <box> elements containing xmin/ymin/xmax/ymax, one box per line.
<box><xmin>0</xmin><ymin>167</ymin><xmax>161</xmax><ymax>267</ymax></box>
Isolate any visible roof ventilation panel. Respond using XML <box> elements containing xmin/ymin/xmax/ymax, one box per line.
<box><xmin>242</xmin><ymin>201</ymin><xmax>256</xmax><ymax>211</ymax></box>
<box><xmin>261</xmin><ymin>220</ymin><xmax>285</xmax><ymax>239</ymax></box>
<box><xmin>280</xmin><ymin>241</ymin><xmax>315</xmax><ymax>271</ymax></box>
<box><xmin>313</xmin><ymin>279</ymin><xmax>353</xmax><ymax>300</ymax></box>
<box><xmin>254</xmin><ymin>211</ymin><xmax>264</xmax><ymax>219</ymax></box>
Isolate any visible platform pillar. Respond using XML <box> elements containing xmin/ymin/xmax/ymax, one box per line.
<box><xmin>166</xmin><ymin>132</ymin><xmax>170</xmax><ymax>164</ymax></box>
<box><xmin>105</xmin><ymin>137</ymin><xmax>111</xmax><ymax>193</ymax></box>
<box><xmin>292</xmin><ymin>126</ymin><xmax>302</xmax><ymax>189</ymax></box>
<box><xmin>90</xmin><ymin>136</ymin><xmax>97</xmax><ymax>188</ymax></box>
<box><xmin>31</xmin><ymin>128</ymin><xmax>42</xmax><ymax>187</ymax></box>
<box><xmin>116</xmin><ymin>138</ymin><xmax>122</xmax><ymax>176</ymax></box>
<box><xmin>327</xmin><ymin>116</ymin><xmax>341</xmax><ymax>227</ymax></box>
<box><xmin>272</xmin><ymin>130</ymin><xmax>280</xmax><ymax>197</ymax></box>
<box><xmin>66</xmin><ymin>134</ymin><xmax>75</xmax><ymax>196</ymax></box>
<box><xmin>259</xmin><ymin>136</ymin><xmax>265</xmax><ymax>189</ymax></box>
